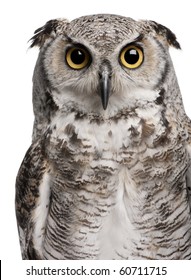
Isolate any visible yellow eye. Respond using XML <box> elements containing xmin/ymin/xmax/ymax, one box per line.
<box><xmin>65</xmin><ymin>47</ymin><xmax>90</xmax><ymax>70</ymax></box>
<box><xmin>120</xmin><ymin>45</ymin><xmax>143</xmax><ymax>69</ymax></box>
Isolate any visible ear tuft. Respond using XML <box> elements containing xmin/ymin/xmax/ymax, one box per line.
<box><xmin>149</xmin><ymin>21</ymin><xmax>181</xmax><ymax>49</ymax></box>
<box><xmin>29</xmin><ymin>19</ymin><xmax>69</xmax><ymax>48</ymax></box>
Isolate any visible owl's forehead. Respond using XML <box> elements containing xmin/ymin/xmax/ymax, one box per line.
<box><xmin>66</xmin><ymin>14</ymin><xmax>141</xmax><ymax>51</ymax></box>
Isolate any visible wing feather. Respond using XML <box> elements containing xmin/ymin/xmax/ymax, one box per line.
<box><xmin>185</xmin><ymin>117</ymin><xmax>191</xmax><ymax>210</ymax></box>
<box><xmin>15</xmin><ymin>140</ymin><xmax>48</xmax><ymax>259</ymax></box>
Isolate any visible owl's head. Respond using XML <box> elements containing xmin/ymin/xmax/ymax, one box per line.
<box><xmin>31</xmin><ymin>14</ymin><xmax>180</xmax><ymax>116</ymax></box>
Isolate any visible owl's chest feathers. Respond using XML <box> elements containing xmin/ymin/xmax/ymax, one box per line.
<box><xmin>46</xmin><ymin>107</ymin><xmax>186</xmax><ymax>209</ymax></box>
<box><xmin>43</xmin><ymin>109</ymin><xmax>191</xmax><ymax>259</ymax></box>
<box><xmin>48</xmin><ymin>106</ymin><xmax>173</xmax><ymax>183</ymax></box>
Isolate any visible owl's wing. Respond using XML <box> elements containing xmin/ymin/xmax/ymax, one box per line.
<box><xmin>186</xmin><ymin>168</ymin><xmax>191</xmax><ymax>209</ymax></box>
<box><xmin>185</xmin><ymin>118</ymin><xmax>191</xmax><ymax>209</ymax></box>
<box><xmin>15</xmin><ymin>140</ymin><xmax>49</xmax><ymax>259</ymax></box>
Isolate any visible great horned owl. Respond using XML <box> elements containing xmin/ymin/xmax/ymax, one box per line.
<box><xmin>15</xmin><ymin>14</ymin><xmax>191</xmax><ymax>259</ymax></box>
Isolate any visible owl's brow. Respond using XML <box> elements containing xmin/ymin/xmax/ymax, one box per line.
<box><xmin>130</xmin><ymin>34</ymin><xmax>144</xmax><ymax>44</ymax></box>
<box><xmin>64</xmin><ymin>35</ymin><xmax>79</xmax><ymax>45</ymax></box>
<box><xmin>64</xmin><ymin>34</ymin><xmax>144</xmax><ymax>45</ymax></box>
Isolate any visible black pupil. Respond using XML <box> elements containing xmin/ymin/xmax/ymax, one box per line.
<box><xmin>125</xmin><ymin>48</ymin><xmax>139</xmax><ymax>64</ymax></box>
<box><xmin>71</xmin><ymin>49</ymin><xmax>85</xmax><ymax>64</ymax></box>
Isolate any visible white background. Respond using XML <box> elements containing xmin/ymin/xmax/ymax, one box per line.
<box><xmin>0</xmin><ymin>0</ymin><xmax>191</xmax><ymax>266</ymax></box>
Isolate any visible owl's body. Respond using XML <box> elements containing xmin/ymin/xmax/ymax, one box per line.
<box><xmin>16</xmin><ymin>14</ymin><xmax>191</xmax><ymax>259</ymax></box>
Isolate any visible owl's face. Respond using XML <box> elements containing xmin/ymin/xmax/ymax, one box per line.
<box><xmin>32</xmin><ymin>15</ymin><xmax>180</xmax><ymax>115</ymax></box>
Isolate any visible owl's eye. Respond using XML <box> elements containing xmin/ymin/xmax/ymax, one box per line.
<box><xmin>120</xmin><ymin>45</ymin><xmax>143</xmax><ymax>69</ymax></box>
<box><xmin>65</xmin><ymin>47</ymin><xmax>90</xmax><ymax>70</ymax></box>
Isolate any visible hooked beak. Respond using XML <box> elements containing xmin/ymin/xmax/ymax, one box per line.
<box><xmin>99</xmin><ymin>61</ymin><xmax>112</xmax><ymax>110</ymax></box>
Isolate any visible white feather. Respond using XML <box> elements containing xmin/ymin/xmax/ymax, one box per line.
<box><xmin>32</xmin><ymin>172</ymin><xmax>51</xmax><ymax>257</ymax></box>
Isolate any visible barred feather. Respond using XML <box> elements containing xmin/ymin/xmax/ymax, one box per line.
<box><xmin>16</xmin><ymin>14</ymin><xmax>191</xmax><ymax>259</ymax></box>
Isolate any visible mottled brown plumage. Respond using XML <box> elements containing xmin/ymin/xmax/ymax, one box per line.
<box><xmin>16</xmin><ymin>14</ymin><xmax>191</xmax><ymax>259</ymax></box>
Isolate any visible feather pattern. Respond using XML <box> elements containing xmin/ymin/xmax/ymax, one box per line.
<box><xmin>16</xmin><ymin>14</ymin><xmax>191</xmax><ymax>259</ymax></box>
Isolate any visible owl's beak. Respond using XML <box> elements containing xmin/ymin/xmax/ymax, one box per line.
<box><xmin>99</xmin><ymin>62</ymin><xmax>111</xmax><ymax>110</ymax></box>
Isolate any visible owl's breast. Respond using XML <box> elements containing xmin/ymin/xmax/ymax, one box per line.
<box><xmin>46</xmin><ymin>107</ymin><xmax>171</xmax><ymax>181</ymax></box>
<box><xmin>42</xmin><ymin>110</ymin><xmax>191</xmax><ymax>259</ymax></box>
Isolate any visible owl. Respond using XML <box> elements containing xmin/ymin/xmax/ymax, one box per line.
<box><xmin>15</xmin><ymin>14</ymin><xmax>191</xmax><ymax>260</ymax></box>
